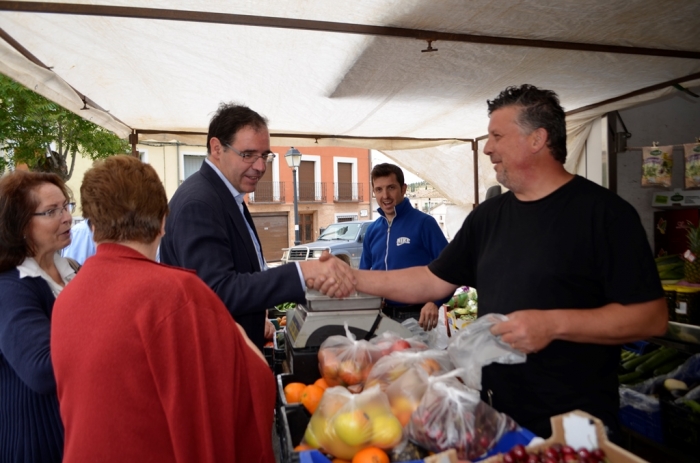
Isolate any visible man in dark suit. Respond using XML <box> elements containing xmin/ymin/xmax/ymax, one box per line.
<box><xmin>160</xmin><ymin>103</ymin><xmax>354</xmax><ymax>350</ymax></box>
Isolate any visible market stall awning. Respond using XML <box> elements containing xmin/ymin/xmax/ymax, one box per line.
<box><xmin>1</xmin><ymin>0</ymin><xmax>700</xmax><ymax>205</ymax></box>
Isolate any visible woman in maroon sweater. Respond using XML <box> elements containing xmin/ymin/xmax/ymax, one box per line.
<box><xmin>51</xmin><ymin>155</ymin><xmax>276</xmax><ymax>463</ymax></box>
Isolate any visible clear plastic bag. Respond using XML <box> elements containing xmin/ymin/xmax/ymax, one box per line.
<box><xmin>364</xmin><ymin>349</ymin><xmax>453</xmax><ymax>391</ymax></box>
<box><xmin>303</xmin><ymin>385</ymin><xmax>405</xmax><ymax>460</ymax></box>
<box><xmin>447</xmin><ymin>313</ymin><xmax>526</xmax><ymax>390</ymax></box>
<box><xmin>318</xmin><ymin>323</ymin><xmax>384</xmax><ymax>391</ymax></box>
<box><xmin>406</xmin><ymin>369</ymin><xmax>518</xmax><ymax>462</ymax></box>
<box><xmin>369</xmin><ymin>329</ymin><xmax>429</xmax><ymax>356</ymax></box>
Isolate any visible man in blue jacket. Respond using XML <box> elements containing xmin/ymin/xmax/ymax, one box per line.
<box><xmin>360</xmin><ymin>163</ymin><xmax>449</xmax><ymax>330</ymax></box>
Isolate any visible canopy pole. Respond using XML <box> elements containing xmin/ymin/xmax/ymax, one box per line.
<box><xmin>129</xmin><ymin>130</ymin><xmax>138</xmax><ymax>157</ymax></box>
<box><xmin>472</xmin><ymin>140</ymin><xmax>479</xmax><ymax>208</ymax></box>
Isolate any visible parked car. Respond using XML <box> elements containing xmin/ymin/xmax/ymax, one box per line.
<box><xmin>281</xmin><ymin>220</ymin><xmax>372</xmax><ymax>268</ymax></box>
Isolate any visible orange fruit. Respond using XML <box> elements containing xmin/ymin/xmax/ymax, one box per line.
<box><xmin>293</xmin><ymin>443</ymin><xmax>312</xmax><ymax>452</ymax></box>
<box><xmin>314</xmin><ymin>377</ymin><xmax>329</xmax><ymax>390</ymax></box>
<box><xmin>301</xmin><ymin>384</ymin><xmax>325</xmax><ymax>414</ymax></box>
<box><xmin>351</xmin><ymin>446</ymin><xmax>389</xmax><ymax>463</ymax></box>
<box><xmin>284</xmin><ymin>382</ymin><xmax>307</xmax><ymax>404</ymax></box>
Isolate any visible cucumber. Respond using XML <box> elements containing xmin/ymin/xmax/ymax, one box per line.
<box><xmin>636</xmin><ymin>348</ymin><xmax>679</xmax><ymax>374</ymax></box>
<box><xmin>619</xmin><ymin>371</ymin><xmax>644</xmax><ymax>384</ymax></box>
<box><xmin>622</xmin><ymin>347</ymin><xmax>664</xmax><ymax>371</ymax></box>
<box><xmin>685</xmin><ymin>399</ymin><xmax>700</xmax><ymax>414</ymax></box>
<box><xmin>653</xmin><ymin>356</ymin><xmax>686</xmax><ymax>376</ymax></box>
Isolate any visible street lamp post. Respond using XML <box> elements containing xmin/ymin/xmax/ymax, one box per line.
<box><xmin>285</xmin><ymin>147</ymin><xmax>302</xmax><ymax>246</ymax></box>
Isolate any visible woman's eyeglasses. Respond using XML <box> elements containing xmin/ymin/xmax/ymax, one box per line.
<box><xmin>33</xmin><ymin>202</ymin><xmax>75</xmax><ymax>219</ymax></box>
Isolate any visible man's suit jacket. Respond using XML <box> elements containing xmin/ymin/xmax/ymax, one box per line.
<box><xmin>160</xmin><ymin>161</ymin><xmax>304</xmax><ymax>349</ymax></box>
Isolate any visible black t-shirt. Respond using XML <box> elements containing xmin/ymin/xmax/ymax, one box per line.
<box><xmin>429</xmin><ymin>175</ymin><xmax>663</xmax><ymax>438</ymax></box>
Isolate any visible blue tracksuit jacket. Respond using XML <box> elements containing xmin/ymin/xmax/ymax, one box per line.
<box><xmin>360</xmin><ymin>197</ymin><xmax>450</xmax><ymax>306</ymax></box>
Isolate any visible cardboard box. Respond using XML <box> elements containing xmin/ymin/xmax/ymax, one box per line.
<box><xmin>478</xmin><ymin>411</ymin><xmax>648</xmax><ymax>463</ymax></box>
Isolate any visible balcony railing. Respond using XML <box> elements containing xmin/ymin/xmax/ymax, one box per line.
<box><xmin>298</xmin><ymin>182</ymin><xmax>326</xmax><ymax>202</ymax></box>
<box><xmin>334</xmin><ymin>183</ymin><xmax>363</xmax><ymax>202</ymax></box>
<box><xmin>249</xmin><ymin>181</ymin><xmax>285</xmax><ymax>203</ymax></box>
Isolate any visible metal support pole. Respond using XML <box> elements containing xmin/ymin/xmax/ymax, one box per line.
<box><xmin>292</xmin><ymin>167</ymin><xmax>300</xmax><ymax>245</ymax></box>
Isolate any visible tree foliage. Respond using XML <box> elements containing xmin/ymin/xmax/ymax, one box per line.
<box><xmin>0</xmin><ymin>74</ymin><xmax>129</xmax><ymax>180</ymax></box>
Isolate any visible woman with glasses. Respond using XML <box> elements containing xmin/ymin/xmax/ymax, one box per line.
<box><xmin>0</xmin><ymin>170</ymin><xmax>77</xmax><ymax>463</ymax></box>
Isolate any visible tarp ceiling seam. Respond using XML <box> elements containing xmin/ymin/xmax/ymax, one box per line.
<box><xmin>1</xmin><ymin>2</ymin><xmax>699</xmax><ymax>59</ymax></box>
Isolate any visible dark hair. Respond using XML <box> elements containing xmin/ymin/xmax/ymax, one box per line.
<box><xmin>80</xmin><ymin>155</ymin><xmax>168</xmax><ymax>244</ymax></box>
<box><xmin>370</xmin><ymin>163</ymin><xmax>405</xmax><ymax>186</ymax></box>
<box><xmin>207</xmin><ymin>103</ymin><xmax>268</xmax><ymax>154</ymax></box>
<box><xmin>487</xmin><ymin>84</ymin><xmax>567</xmax><ymax>163</ymax></box>
<box><xmin>0</xmin><ymin>170</ymin><xmax>70</xmax><ymax>272</ymax></box>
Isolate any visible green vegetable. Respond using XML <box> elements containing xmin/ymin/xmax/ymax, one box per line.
<box><xmin>655</xmin><ymin>254</ymin><xmax>682</xmax><ymax>265</ymax></box>
<box><xmin>457</xmin><ymin>292</ymin><xmax>469</xmax><ymax>308</ymax></box>
<box><xmin>685</xmin><ymin>399</ymin><xmax>700</xmax><ymax>414</ymax></box>
<box><xmin>454</xmin><ymin>307</ymin><xmax>470</xmax><ymax>315</ymax></box>
<box><xmin>653</xmin><ymin>357</ymin><xmax>686</xmax><ymax>376</ymax></box>
<box><xmin>635</xmin><ymin>348</ymin><xmax>679</xmax><ymax>374</ymax></box>
<box><xmin>618</xmin><ymin>371</ymin><xmax>643</xmax><ymax>384</ymax></box>
<box><xmin>621</xmin><ymin>347</ymin><xmax>664</xmax><ymax>371</ymax></box>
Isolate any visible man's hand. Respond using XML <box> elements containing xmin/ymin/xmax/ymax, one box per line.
<box><xmin>301</xmin><ymin>251</ymin><xmax>356</xmax><ymax>298</ymax></box>
<box><xmin>418</xmin><ymin>302</ymin><xmax>439</xmax><ymax>331</ymax></box>
<box><xmin>489</xmin><ymin>310</ymin><xmax>556</xmax><ymax>354</ymax></box>
<box><xmin>264</xmin><ymin>318</ymin><xmax>276</xmax><ymax>340</ymax></box>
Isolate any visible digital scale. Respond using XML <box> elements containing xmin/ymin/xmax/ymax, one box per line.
<box><xmin>287</xmin><ymin>290</ymin><xmax>413</xmax><ymax>348</ymax></box>
<box><xmin>284</xmin><ymin>290</ymin><xmax>413</xmax><ymax>378</ymax></box>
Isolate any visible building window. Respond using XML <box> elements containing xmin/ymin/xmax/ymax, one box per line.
<box><xmin>183</xmin><ymin>154</ymin><xmax>205</xmax><ymax>180</ymax></box>
<box><xmin>336</xmin><ymin>214</ymin><xmax>358</xmax><ymax>222</ymax></box>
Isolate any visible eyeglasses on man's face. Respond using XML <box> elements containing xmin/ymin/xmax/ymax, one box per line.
<box><xmin>223</xmin><ymin>143</ymin><xmax>276</xmax><ymax>164</ymax></box>
<box><xmin>33</xmin><ymin>202</ymin><xmax>75</xmax><ymax>219</ymax></box>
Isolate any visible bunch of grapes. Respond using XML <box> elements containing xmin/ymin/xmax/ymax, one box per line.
<box><xmin>500</xmin><ymin>443</ymin><xmax>609</xmax><ymax>463</ymax></box>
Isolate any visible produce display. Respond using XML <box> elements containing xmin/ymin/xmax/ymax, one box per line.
<box><xmin>618</xmin><ymin>346</ymin><xmax>688</xmax><ymax>385</ymax></box>
<box><xmin>496</xmin><ymin>443</ymin><xmax>609</xmax><ymax>463</ymax></box>
<box><xmin>446</xmin><ymin>286</ymin><xmax>478</xmax><ymax>323</ymax></box>
<box><xmin>654</xmin><ymin>253</ymin><xmax>684</xmax><ymax>281</ymax></box>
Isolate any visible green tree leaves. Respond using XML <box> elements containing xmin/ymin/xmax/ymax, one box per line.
<box><xmin>0</xmin><ymin>74</ymin><xmax>129</xmax><ymax>179</ymax></box>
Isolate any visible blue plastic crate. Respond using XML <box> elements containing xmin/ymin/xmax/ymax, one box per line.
<box><xmin>619</xmin><ymin>404</ymin><xmax>664</xmax><ymax>444</ymax></box>
<box><xmin>622</xmin><ymin>340</ymin><xmax>656</xmax><ymax>356</ymax></box>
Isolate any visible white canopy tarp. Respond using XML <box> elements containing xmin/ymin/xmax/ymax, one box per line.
<box><xmin>1</xmin><ymin>0</ymin><xmax>700</xmax><ymax>205</ymax></box>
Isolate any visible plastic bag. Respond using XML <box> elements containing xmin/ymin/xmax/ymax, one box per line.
<box><xmin>447</xmin><ymin>313</ymin><xmax>526</xmax><ymax>390</ymax></box>
<box><xmin>318</xmin><ymin>323</ymin><xmax>383</xmax><ymax>392</ymax></box>
<box><xmin>303</xmin><ymin>385</ymin><xmax>405</xmax><ymax>460</ymax></box>
<box><xmin>370</xmin><ymin>329</ymin><xmax>429</xmax><ymax>355</ymax></box>
<box><xmin>426</xmin><ymin>304</ymin><xmax>452</xmax><ymax>350</ymax></box>
<box><xmin>406</xmin><ymin>369</ymin><xmax>517</xmax><ymax>461</ymax></box>
<box><xmin>364</xmin><ymin>349</ymin><xmax>454</xmax><ymax>391</ymax></box>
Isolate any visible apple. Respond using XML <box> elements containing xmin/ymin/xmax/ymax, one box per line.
<box><xmin>390</xmin><ymin>395</ymin><xmax>417</xmax><ymax>427</ymax></box>
<box><xmin>369</xmin><ymin>413</ymin><xmax>403</xmax><ymax>448</ymax></box>
<box><xmin>333</xmin><ymin>409</ymin><xmax>372</xmax><ymax>446</ymax></box>
<box><xmin>338</xmin><ymin>360</ymin><xmax>363</xmax><ymax>385</ymax></box>
<box><xmin>391</xmin><ymin>339</ymin><xmax>411</xmax><ymax>352</ymax></box>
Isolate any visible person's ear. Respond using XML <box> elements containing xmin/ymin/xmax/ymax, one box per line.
<box><xmin>209</xmin><ymin>137</ymin><xmax>223</xmax><ymax>161</ymax></box>
<box><xmin>159</xmin><ymin>216</ymin><xmax>166</xmax><ymax>238</ymax></box>
<box><xmin>531</xmin><ymin>127</ymin><xmax>548</xmax><ymax>152</ymax></box>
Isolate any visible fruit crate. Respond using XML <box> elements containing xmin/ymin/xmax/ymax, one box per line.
<box><xmin>274</xmin><ymin>329</ymin><xmax>287</xmax><ymax>363</ymax></box>
<box><xmin>619</xmin><ymin>403</ymin><xmax>664</xmax><ymax>444</ymax></box>
<box><xmin>660</xmin><ymin>397</ymin><xmax>700</xmax><ymax>454</ymax></box>
<box><xmin>263</xmin><ymin>345</ymin><xmax>274</xmax><ymax>368</ymax></box>
<box><xmin>277</xmin><ymin>372</ymin><xmax>321</xmax><ymax>410</ymax></box>
<box><xmin>622</xmin><ymin>340</ymin><xmax>657</xmax><ymax>356</ymax></box>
